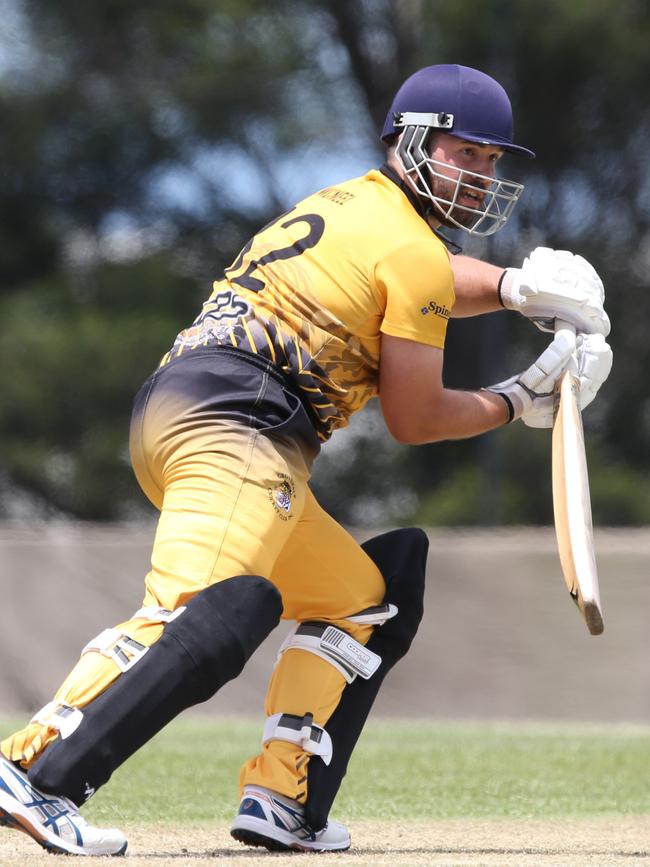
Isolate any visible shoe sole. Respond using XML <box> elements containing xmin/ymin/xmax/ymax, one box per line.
<box><xmin>0</xmin><ymin>790</ymin><xmax>127</xmax><ymax>857</ymax></box>
<box><xmin>231</xmin><ymin>815</ymin><xmax>350</xmax><ymax>853</ymax></box>
<box><xmin>231</xmin><ymin>826</ymin><xmax>293</xmax><ymax>852</ymax></box>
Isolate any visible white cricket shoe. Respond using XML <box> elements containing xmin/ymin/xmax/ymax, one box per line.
<box><xmin>0</xmin><ymin>754</ymin><xmax>127</xmax><ymax>856</ymax></box>
<box><xmin>231</xmin><ymin>784</ymin><xmax>351</xmax><ymax>852</ymax></box>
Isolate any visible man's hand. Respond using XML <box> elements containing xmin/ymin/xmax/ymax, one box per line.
<box><xmin>500</xmin><ymin>247</ymin><xmax>610</xmax><ymax>336</ymax></box>
<box><xmin>522</xmin><ymin>332</ymin><xmax>613</xmax><ymax>428</ymax></box>
<box><xmin>485</xmin><ymin>329</ymin><xmax>577</xmax><ymax>424</ymax></box>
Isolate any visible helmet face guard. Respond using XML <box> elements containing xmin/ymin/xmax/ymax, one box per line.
<box><xmin>395</xmin><ymin>122</ymin><xmax>524</xmax><ymax>237</ymax></box>
<box><xmin>382</xmin><ymin>65</ymin><xmax>534</xmax><ymax>236</ymax></box>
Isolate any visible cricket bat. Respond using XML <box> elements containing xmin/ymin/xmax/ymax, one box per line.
<box><xmin>551</xmin><ymin>319</ymin><xmax>604</xmax><ymax>635</ymax></box>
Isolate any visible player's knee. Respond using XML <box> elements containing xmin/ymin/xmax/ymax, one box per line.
<box><xmin>161</xmin><ymin>573</ymin><xmax>283</xmax><ymax>697</ymax></box>
<box><xmin>360</xmin><ymin>527</ymin><xmax>428</xmax><ymax>660</ymax></box>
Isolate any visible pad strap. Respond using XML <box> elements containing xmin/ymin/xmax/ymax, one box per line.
<box><xmin>80</xmin><ymin>607</ymin><xmax>186</xmax><ymax>672</ymax></box>
<box><xmin>263</xmin><ymin>712</ymin><xmax>333</xmax><ymax>766</ymax></box>
<box><xmin>131</xmin><ymin>605</ymin><xmax>187</xmax><ymax>623</ymax></box>
<box><xmin>279</xmin><ymin>622</ymin><xmax>382</xmax><ymax>684</ymax></box>
<box><xmin>346</xmin><ymin>603</ymin><xmax>399</xmax><ymax>625</ymax></box>
<box><xmin>81</xmin><ymin>629</ymin><xmax>149</xmax><ymax>672</ymax></box>
<box><xmin>31</xmin><ymin>702</ymin><xmax>84</xmax><ymax>740</ymax></box>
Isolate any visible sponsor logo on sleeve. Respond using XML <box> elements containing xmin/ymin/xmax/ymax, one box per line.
<box><xmin>420</xmin><ymin>300</ymin><xmax>451</xmax><ymax>319</ymax></box>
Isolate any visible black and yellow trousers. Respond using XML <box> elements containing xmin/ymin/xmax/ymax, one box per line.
<box><xmin>1</xmin><ymin>348</ymin><xmax>385</xmax><ymax>803</ymax></box>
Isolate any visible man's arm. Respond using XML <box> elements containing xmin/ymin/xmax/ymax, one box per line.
<box><xmin>379</xmin><ymin>334</ymin><xmax>508</xmax><ymax>444</ymax></box>
<box><xmin>448</xmin><ymin>255</ymin><xmax>504</xmax><ymax>318</ymax></box>
<box><xmin>379</xmin><ymin>329</ymin><xmax>593</xmax><ymax>444</ymax></box>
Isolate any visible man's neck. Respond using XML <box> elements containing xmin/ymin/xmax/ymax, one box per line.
<box><xmin>381</xmin><ymin>160</ymin><xmax>462</xmax><ymax>254</ymax></box>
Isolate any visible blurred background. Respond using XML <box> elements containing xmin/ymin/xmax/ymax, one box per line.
<box><xmin>2</xmin><ymin>0</ymin><xmax>650</xmax><ymax>724</ymax></box>
<box><xmin>0</xmin><ymin>0</ymin><xmax>648</xmax><ymax>529</ymax></box>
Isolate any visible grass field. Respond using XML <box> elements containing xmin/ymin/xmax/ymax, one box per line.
<box><xmin>1</xmin><ymin>716</ymin><xmax>649</xmax><ymax>866</ymax></box>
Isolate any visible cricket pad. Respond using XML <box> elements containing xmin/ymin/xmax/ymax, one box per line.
<box><xmin>29</xmin><ymin>574</ymin><xmax>283</xmax><ymax>806</ymax></box>
<box><xmin>304</xmin><ymin>527</ymin><xmax>428</xmax><ymax>831</ymax></box>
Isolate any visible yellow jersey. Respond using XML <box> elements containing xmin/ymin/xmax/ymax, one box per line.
<box><xmin>162</xmin><ymin>167</ymin><xmax>455</xmax><ymax>440</ymax></box>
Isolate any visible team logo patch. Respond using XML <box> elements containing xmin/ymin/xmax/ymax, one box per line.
<box><xmin>268</xmin><ymin>473</ymin><xmax>296</xmax><ymax>520</ymax></box>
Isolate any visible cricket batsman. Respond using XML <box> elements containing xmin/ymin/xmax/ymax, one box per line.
<box><xmin>0</xmin><ymin>64</ymin><xmax>612</xmax><ymax>855</ymax></box>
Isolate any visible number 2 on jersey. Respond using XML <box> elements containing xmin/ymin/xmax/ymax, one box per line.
<box><xmin>225</xmin><ymin>209</ymin><xmax>325</xmax><ymax>293</ymax></box>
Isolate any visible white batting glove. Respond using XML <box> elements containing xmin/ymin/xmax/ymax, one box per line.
<box><xmin>485</xmin><ymin>329</ymin><xmax>576</xmax><ymax>424</ymax></box>
<box><xmin>500</xmin><ymin>247</ymin><xmax>611</xmax><ymax>336</ymax></box>
<box><xmin>577</xmin><ymin>333</ymin><xmax>613</xmax><ymax>409</ymax></box>
<box><xmin>522</xmin><ymin>332</ymin><xmax>613</xmax><ymax>428</ymax></box>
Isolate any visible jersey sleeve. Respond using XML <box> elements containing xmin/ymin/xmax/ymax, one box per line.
<box><xmin>373</xmin><ymin>239</ymin><xmax>455</xmax><ymax>349</ymax></box>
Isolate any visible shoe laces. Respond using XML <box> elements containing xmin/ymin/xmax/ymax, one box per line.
<box><xmin>58</xmin><ymin>796</ymin><xmax>86</xmax><ymax>826</ymax></box>
<box><xmin>271</xmin><ymin>797</ymin><xmax>316</xmax><ymax>840</ymax></box>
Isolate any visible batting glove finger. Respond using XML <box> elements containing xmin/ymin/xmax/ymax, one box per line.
<box><xmin>485</xmin><ymin>329</ymin><xmax>576</xmax><ymax>425</ymax></box>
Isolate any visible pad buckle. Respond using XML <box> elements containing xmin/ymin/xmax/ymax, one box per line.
<box><xmin>131</xmin><ymin>605</ymin><xmax>186</xmax><ymax>624</ymax></box>
<box><xmin>346</xmin><ymin>602</ymin><xmax>399</xmax><ymax>626</ymax></box>
<box><xmin>319</xmin><ymin>626</ymin><xmax>381</xmax><ymax>680</ymax></box>
<box><xmin>263</xmin><ymin>712</ymin><xmax>333</xmax><ymax>766</ymax></box>
<box><xmin>280</xmin><ymin>622</ymin><xmax>381</xmax><ymax>683</ymax></box>
<box><xmin>109</xmin><ymin>635</ymin><xmax>149</xmax><ymax>672</ymax></box>
<box><xmin>82</xmin><ymin>628</ymin><xmax>149</xmax><ymax>672</ymax></box>
<box><xmin>31</xmin><ymin>701</ymin><xmax>84</xmax><ymax>740</ymax></box>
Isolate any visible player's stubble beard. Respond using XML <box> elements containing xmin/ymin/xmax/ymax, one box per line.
<box><xmin>427</xmin><ymin>169</ymin><xmax>484</xmax><ymax>230</ymax></box>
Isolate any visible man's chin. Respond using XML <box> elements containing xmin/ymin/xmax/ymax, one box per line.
<box><xmin>438</xmin><ymin>209</ymin><xmax>478</xmax><ymax>230</ymax></box>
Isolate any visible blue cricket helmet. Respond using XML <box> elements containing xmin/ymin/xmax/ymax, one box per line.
<box><xmin>381</xmin><ymin>64</ymin><xmax>535</xmax><ymax>159</ymax></box>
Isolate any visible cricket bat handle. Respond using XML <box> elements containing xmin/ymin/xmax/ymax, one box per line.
<box><xmin>554</xmin><ymin>319</ymin><xmax>578</xmax><ymax>369</ymax></box>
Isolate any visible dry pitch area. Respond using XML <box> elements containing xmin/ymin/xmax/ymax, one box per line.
<box><xmin>1</xmin><ymin>818</ymin><xmax>649</xmax><ymax>867</ymax></box>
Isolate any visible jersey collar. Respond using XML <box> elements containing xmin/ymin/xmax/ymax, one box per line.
<box><xmin>379</xmin><ymin>163</ymin><xmax>462</xmax><ymax>254</ymax></box>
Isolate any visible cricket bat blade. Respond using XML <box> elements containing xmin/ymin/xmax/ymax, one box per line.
<box><xmin>551</xmin><ymin>320</ymin><xmax>604</xmax><ymax>636</ymax></box>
